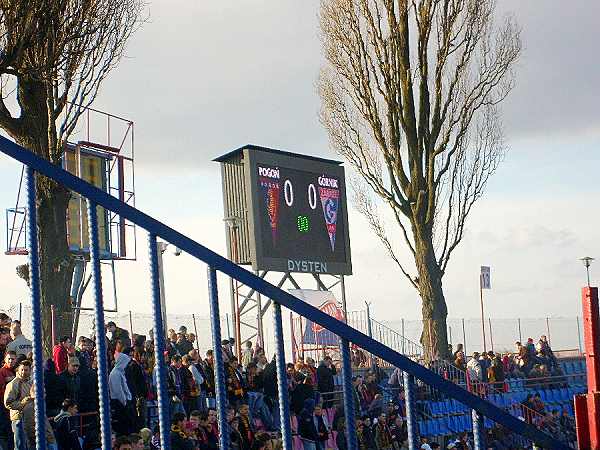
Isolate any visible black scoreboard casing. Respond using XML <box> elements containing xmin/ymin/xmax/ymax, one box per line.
<box><xmin>216</xmin><ymin>145</ymin><xmax>352</xmax><ymax>275</ymax></box>
<box><xmin>246</xmin><ymin>148</ymin><xmax>352</xmax><ymax>275</ymax></box>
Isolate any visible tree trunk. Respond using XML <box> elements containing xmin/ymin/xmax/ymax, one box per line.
<box><xmin>414</xmin><ymin>228</ymin><xmax>449</xmax><ymax>362</ymax></box>
<box><xmin>36</xmin><ymin>178</ymin><xmax>74</xmax><ymax>356</ymax></box>
<box><xmin>15</xmin><ymin>75</ymin><xmax>74</xmax><ymax>356</ymax></box>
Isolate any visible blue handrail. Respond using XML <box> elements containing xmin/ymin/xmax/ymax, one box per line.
<box><xmin>0</xmin><ymin>136</ymin><xmax>569</xmax><ymax>450</ymax></box>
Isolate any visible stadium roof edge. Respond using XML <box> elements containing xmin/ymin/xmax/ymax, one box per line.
<box><xmin>212</xmin><ymin>144</ymin><xmax>343</xmax><ymax>166</ymax></box>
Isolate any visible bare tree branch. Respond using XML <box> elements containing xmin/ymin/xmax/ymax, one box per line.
<box><xmin>319</xmin><ymin>0</ymin><xmax>520</xmax><ymax>359</ymax></box>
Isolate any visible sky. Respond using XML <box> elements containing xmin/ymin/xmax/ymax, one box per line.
<box><xmin>0</xmin><ymin>1</ymin><xmax>599</xmax><ymax>350</ymax></box>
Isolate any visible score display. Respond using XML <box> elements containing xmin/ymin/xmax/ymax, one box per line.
<box><xmin>246</xmin><ymin>148</ymin><xmax>352</xmax><ymax>275</ymax></box>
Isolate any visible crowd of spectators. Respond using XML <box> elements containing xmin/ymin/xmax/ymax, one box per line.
<box><xmin>0</xmin><ymin>310</ymin><xmax>583</xmax><ymax>450</ymax></box>
<box><xmin>0</xmin><ymin>313</ymin><xmax>407</xmax><ymax>450</ymax></box>
<box><xmin>452</xmin><ymin>335</ymin><xmax>564</xmax><ymax>388</ymax></box>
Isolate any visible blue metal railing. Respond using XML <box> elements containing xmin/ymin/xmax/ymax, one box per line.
<box><xmin>0</xmin><ymin>136</ymin><xmax>570</xmax><ymax>450</ymax></box>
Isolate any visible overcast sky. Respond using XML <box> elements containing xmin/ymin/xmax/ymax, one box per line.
<box><xmin>0</xmin><ymin>1</ymin><xmax>599</xmax><ymax>348</ymax></box>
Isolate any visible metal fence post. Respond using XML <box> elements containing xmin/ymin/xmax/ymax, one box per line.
<box><xmin>365</xmin><ymin>302</ymin><xmax>374</xmax><ymax>369</ymax></box>
<box><xmin>472</xmin><ymin>410</ymin><xmax>484</xmax><ymax>450</ymax></box>
<box><xmin>462</xmin><ymin>318</ymin><xmax>467</xmax><ymax>356</ymax></box>
<box><xmin>87</xmin><ymin>201</ymin><xmax>111</xmax><ymax>449</ymax></box>
<box><xmin>207</xmin><ymin>267</ymin><xmax>230</xmax><ymax>450</ymax></box>
<box><xmin>149</xmin><ymin>233</ymin><xmax>171</xmax><ymax>450</ymax></box>
<box><xmin>273</xmin><ymin>302</ymin><xmax>293</xmax><ymax>450</ymax></box>
<box><xmin>488</xmin><ymin>318</ymin><xmax>494</xmax><ymax>352</ymax></box>
<box><xmin>340</xmin><ymin>338</ymin><xmax>358</xmax><ymax>450</ymax></box>
<box><xmin>26</xmin><ymin>167</ymin><xmax>46</xmax><ymax>450</ymax></box>
<box><xmin>403</xmin><ymin>372</ymin><xmax>419</xmax><ymax>450</ymax></box>
<box><xmin>401</xmin><ymin>318</ymin><xmax>405</xmax><ymax>354</ymax></box>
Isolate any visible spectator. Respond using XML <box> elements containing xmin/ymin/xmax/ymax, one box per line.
<box><xmin>298</xmin><ymin>399</ymin><xmax>318</xmax><ymax>450</ymax></box>
<box><xmin>374</xmin><ymin>413</ymin><xmax>393</xmax><ymax>450</ymax></box>
<box><xmin>241</xmin><ymin>341</ymin><xmax>254</xmax><ymax>370</ymax></box>
<box><xmin>182</xmin><ymin>355</ymin><xmax>203</xmax><ymax>413</ymax></box>
<box><xmin>53</xmin><ymin>335</ymin><xmax>72</xmax><ymax>374</ymax></box>
<box><xmin>0</xmin><ymin>351</ymin><xmax>16</xmax><ymax>450</ymax></box>
<box><xmin>59</xmin><ymin>357</ymin><xmax>82</xmax><ymax>404</ymax></box>
<box><xmin>291</xmin><ymin>372</ymin><xmax>314</xmax><ymax>416</ymax></box>
<box><xmin>4</xmin><ymin>359</ymin><xmax>56</xmax><ymax>450</ymax></box>
<box><xmin>109</xmin><ymin>352</ymin><xmax>134</xmax><ymax>436</ymax></box>
<box><xmin>335</xmin><ymin>418</ymin><xmax>347</xmax><ymax>450</ymax></box>
<box><xmin>107</xmin><ymin>322</ymin><xmax>132</xmax><ymax>351</ymax></box>
<box><xmin>305</xmin><ymin>358</ymin><xmax>318</xmax><ymax>386</ymax></box>
<box><xmin>222</xmin><ymin>340</ymin><xmax>234</xmax><ymax>363</ymax></box>
<box><xmin>203</xmin><ymin>350</ymin><xmax>216</xmax><ymax>397</ymax></box>
<box><xmin>175</xmin><ymin>333</ymin><xmax>193</xmax><ymax>357</ymax></box>
<box><xmin>390</xmin><ymin>416</ymin><xmax>407</xmax><ymax>448</ymax></box>
<box><xmin>487</xmin><ymin>356</ymin><xmax>505</xmax><ymax>391</ymax></box>
<box><xmin>226</xmin><ymin>358</ymin><xmax>245</xmax><ymax>407</ymax></box>
<box><xmin>126</xmin><ymin>348</ymin><xmax>149</xmax><ymax>431</ymax></box>
<box><xmin>114</xmin><ymin>436</ymin><xmax>133</xmax><ymax>450</ymax></box>
<box><xmin>4</xmin><ymin>359</ymin><xmax>33</xmax><ymax>450</ymax></box>
<box><xmin>170</xmin><ymin>412</ymin><xmax>193</xmax><ymax>450</ymax></box>
<box><xmin>167</xmin><ymin>355</ymin><xmax>191</xmax><ymax>416</ymax></box>
<box><xmin>53</xmin><ymin>398</ymin><xmax>82</xmax><ymax>450</ymax></box>
<box><xmin>75</xmin><ymin>336</ymin><xmax>93</xmax><ymax>370</ymax></box>
<box><xmin>44</xmin><ymin>358</ymin><xmax>64</xmax><ymax>417</ymax></box>
<box><xmin>316</xmin><ymin>356</ymin><xmax>336</xmax><ymax>409</ymax></box>
<box><xmin>526</xmin><ymin>338</ymin><xmax>536</xmax><ymax>355</ymax></box>
<box><xmin>6</xmin><ymin>322</ymin><xmax>32</xmax><ymax>359</ymax></box>
<box><xmin>313</xmin><ymin>404</ymin><xmax>330</xmax><ymax>450</ymax></box>
<box><xmin>129</xmin><ymin>433</ymin><xmax>144</xmax><ymax>450</ymax></box>
<box><xmin>478</xmin><ymin>352</ymin><xmax>490</xmax><ymax>383</ymax></box>
<box><xmin>237</xmin><ymin>403</ymin><xmax>254</xmax><ymax>450</ymax></box>
<box><xmin>0</xmin><ymin>327</ymin><xmax>12</xmax><ymax>363</ymax></box>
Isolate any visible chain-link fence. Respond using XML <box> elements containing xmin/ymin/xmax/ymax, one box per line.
<box><xmin>4</xmin><ymin>303</ymin><xmax>583</xmax><ymax>358</ymax></box>
<box><xmin>382</xmin><ymin>316</ymin><xmax>583</xmax><ymax>354</ymax></box>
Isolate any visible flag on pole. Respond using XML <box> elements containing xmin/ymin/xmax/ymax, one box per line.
<box><xmin>480</xmin><ymin>266</ymin><xmax>491</xmax><ymax>289</ymax></box>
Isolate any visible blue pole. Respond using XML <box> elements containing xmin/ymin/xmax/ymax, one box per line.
<box><xmin>207</xmin><ymin>266</ymin><xmax>229</xmax><ymax>450</ymax></box>
<box><xmin>149</xmin><ymin>233</ymin><xmax>171</xmax><ymax>450</ymax></box>
<box><xmin>87</xmin><ymin>201</ymin><xmax>112</xmax><ymax>449</ymax></box>
<box><xmin>340</xmin><ymin>338</ymin><xmax>358</xmax><ymax>450</ymax></box>
<box><xmin>472</xmin><ymin>409</ymin><xmax>484</xmax><ymax>450</ymax></box>
<box><xmin>25</xmin><ymin>167</ymin><xmax>46</xmax><ymax>450</ymax></box>
<box><xmin>403</xmin><ymin>371</ymin><xmax>419</xmax><ymax>450</ymax></box>
<box><xmin>273</xmin><ymin>302</ymin><xmax>292</xmax><ymax>450</ymax></box>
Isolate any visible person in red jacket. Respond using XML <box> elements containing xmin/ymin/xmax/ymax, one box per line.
<box><xmin>53</xmin><ymin>336</ymin><xmax>72</xmax><ymax>374</ymax></box>
<box><xmin>0</xmin><ymin>350</ymin><xmax>16</xmax><ymax>450</ymax></box>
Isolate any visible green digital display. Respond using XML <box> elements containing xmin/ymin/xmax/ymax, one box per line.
<box><xmin>297</xmin><ymin>215</ymin><xmax>309</xmax><ymax>233</ymax></box>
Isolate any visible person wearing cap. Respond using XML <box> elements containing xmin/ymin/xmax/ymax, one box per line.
<box><xmin>59</xmin><ymin>357</ymin><xmax>81</xmax><ymax>404</ymax></box>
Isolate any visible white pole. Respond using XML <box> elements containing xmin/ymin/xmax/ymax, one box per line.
<box><xmin>157</xmin><ymin>241</ymin><xmax>168</xmax><ymax>337</ymax></box>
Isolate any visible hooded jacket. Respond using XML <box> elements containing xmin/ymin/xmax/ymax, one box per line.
<box><xmin>109</xmin><ymin>353</ymin><xmax>132</xmax><ymax>406</ymax></box>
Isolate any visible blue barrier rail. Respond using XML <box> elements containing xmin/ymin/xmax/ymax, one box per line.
<box><xmin>0</xmin><ymin>135</ymin><xmax>570</xmax><ymax>450</ymax></box>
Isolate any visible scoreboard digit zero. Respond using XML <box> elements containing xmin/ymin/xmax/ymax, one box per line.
<box><xmin>216</xmin><ymin>145</ymin><xmax>352</xmax><ymax>275</ymax></box>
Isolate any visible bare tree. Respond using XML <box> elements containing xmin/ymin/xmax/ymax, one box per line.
<box><xmin>319</xmin><ymin>0</ymin><xmax>521</xmax><ymax>360</ymax></box>
<box><xmin>0</xmin><ymin>0</ymin><xmax>143</xmax><ymax>353</ymax></box>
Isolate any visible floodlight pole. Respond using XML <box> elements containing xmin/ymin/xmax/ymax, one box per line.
<box><xmin>479</xmin><ymin>275</ymin><xmax>487</xmax><ymax>354</ymax></box>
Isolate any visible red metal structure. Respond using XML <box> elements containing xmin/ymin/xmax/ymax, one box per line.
<box><xmin>576</xmin><ymin>286</ymin><xmax>600</xmax><ymax>449</ymax></box>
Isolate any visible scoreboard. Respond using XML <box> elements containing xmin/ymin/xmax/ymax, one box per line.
<box><xmin>217</xmin><ymin>145</ymin><xmax>352</xmax><ymax>275</ymax></box>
